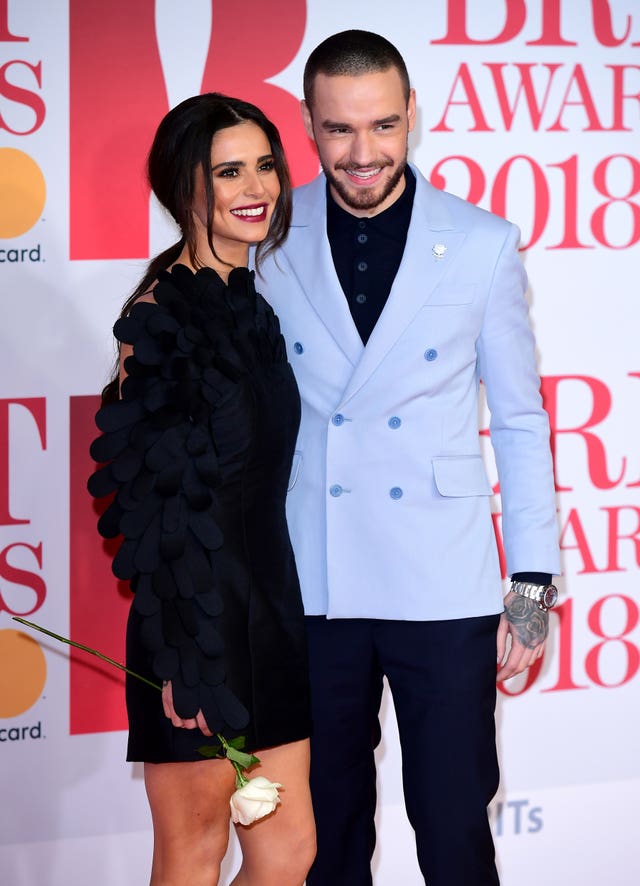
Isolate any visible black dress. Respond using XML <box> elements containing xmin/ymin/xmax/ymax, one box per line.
<box><xmin>88</xmin><ymin>265</ymin><xmax>311</xmax><ymax>761</ymax></box>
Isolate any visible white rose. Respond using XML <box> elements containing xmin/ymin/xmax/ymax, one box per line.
<box><xmin>229</xmin><ymin>776</ymin><xmax>282</xmax><ymax>826</ymax></box>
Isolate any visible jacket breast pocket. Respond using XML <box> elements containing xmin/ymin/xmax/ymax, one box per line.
<box><xmin>432</xmin><ymin>455</ymin><xmax>493</xmax><ymax>497</ymax></box>
<box><xmin>426</xmin><ymin>284</ymin><xmax>477</xmax><ymax>306</ymax></box>
<box><xmin>288</xmin><ymin>451</ymin><xmax>303</xmax><ymax>491</ymax></box>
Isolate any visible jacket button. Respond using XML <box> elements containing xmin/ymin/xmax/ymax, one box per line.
<box><xmin>388</xmin><ymin>416</ymin><xmax>401</xmax><ymax>429</ymax></box>
<box><xmin>293</xmin><ymin>342</ymin><xmax>304</xmax><ymax>354</ymax></box>
<box><xmin>389</xmin><ymin>487</ymin><xmax>403</xmax><ymax>499</ymax></box>
<box><xmin>329</xmin><ymin>484</ymin><xmax>343</xmax><ymax>497</ymax></box>
<box><xmin>424</xmin><ymin>348</ymin><xmax>438</xmax><ymax>362</ymax></box>
<box><xmin>332</xmin><ymin>413</ymin><xmax>345</xmax><ymax>426</ymax></box>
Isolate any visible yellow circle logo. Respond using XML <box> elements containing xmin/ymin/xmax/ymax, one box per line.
<box><xmin>0</xmin><ymin>628</ymin><xmax>47</xmax><ymax>717</ymax></box>
<box><xmin>0</xmin><ymin>148</ymin><xmax>46</xmax><ymax>238</ymax></box>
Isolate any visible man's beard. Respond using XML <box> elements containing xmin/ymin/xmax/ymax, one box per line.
<box><xmin>323</xmin><ymin>152</ymin><xmax>407</xmax><ymax>212</ymax></box>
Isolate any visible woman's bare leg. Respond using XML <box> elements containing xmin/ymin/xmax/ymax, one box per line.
<box><xmin>144</xmin><ymin>758</ymin><xmax>236</xmax><ymax>886</ymax></box>
<box><xmin>231</xmin><ymin>739</ymin><xmax>316</xmax><ymax>886</ymax></box>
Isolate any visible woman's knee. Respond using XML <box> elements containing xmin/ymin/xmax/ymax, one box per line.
<box><xmin>144</xmin><ymin>760</ymin><xmax>234</xmax><ymax>884</ymax></box>
<box><xmin>241</xmin><ymin>824</ymin><xmax>316</xmax><ymax>886</ymax></box>
<box><xmin>284</xmin><ymin>825</ymin><xmax>317</xmax><ymax>880</ymax></box>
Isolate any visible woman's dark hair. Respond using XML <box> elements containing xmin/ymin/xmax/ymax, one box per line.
<box><xmin>101</xmin><ymin>92</ymin><xmax>292</xmax><ymax>404</ymax></box>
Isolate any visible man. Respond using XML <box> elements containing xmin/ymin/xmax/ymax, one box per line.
<box><xmin>258</xmin><ymin>30</ymin><xmax>561</xmax><ymax>886</ymax></box>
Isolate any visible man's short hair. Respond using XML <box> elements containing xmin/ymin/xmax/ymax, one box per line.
<box><xmin>303</xmin><ymin>30</ymin><xmax>411</xmax><ymax>108</ymax></box>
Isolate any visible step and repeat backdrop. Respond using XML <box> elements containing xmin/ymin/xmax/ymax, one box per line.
<box><xmin>0</xmin><ymin>1</ymin><xmax>638</xmax><ymax>883</ymax></box>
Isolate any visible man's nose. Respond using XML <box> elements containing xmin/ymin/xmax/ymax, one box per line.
<box><xmin>349</xmin><ymin>131</ymin><xmax>377</xmax><ymax>166</ymax></box>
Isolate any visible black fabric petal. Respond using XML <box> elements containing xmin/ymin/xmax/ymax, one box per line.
<box><xmin>87</xmin><ymin>464</ymin><xmax>117</xmax><ymax>498</ymax></box>
<box><xmin>198</xmin><ymin>686</ymin><xmax>225</xmax><ymax>733</ymax></box>
<box><xmin>196</xmin><ymin>588</ymin><xmax>224</xmax><ymax>618</ymax></box>
<box><xmin>170</xmin><ymin>559</ymin><xmax>195</xmax><ymax>599</ymax></box>
<box><xmin>111</xmin><ymin>448</ymin><xmax>143</xmax><ymax>483</ymax></box>
<box><xmin>90</xmin><ymin>426</ymin><xmax>130</xmax><ymax>462</ymax></box>
<box><xmin>153</xmin><ymin>645</ymin><xmax>180</xmax><ymax>681</ymax></box>
<box><xmin>212</xmin><ymin>684</ymin><xmax>250</xmax><ymax>730</ymax></box>
<box><xmin>97</xmin><ymin>502</ymin><xmax>122</xmax><ymax>539</ymax></box>
<box><xmin>94</xmin><ymin>399</ymin><xmax>145</xmax><ymax>433</ymax></box>
<box><xmin>196</xmin><ymin>620</ymin><xmax>224</xmax><ymax>657</ymax></box>
<box><xmin>133</xmin><ymin>575</ymin><xmax>161</xmax><ymax>616</ymax></box>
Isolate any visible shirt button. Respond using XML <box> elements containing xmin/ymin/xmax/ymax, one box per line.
<box><xmin>355</xmin><ymin>293</ymin><xmax>367</xmax><ymax>304</ymax></box>
<box><xmin>330</xmin><ymin>484</ymin><xmax>343</xmax><ymax>497</ymax></box>
<box><xmin>390</xmin><ymin>487</ymin><xmax>403</xmax><ymax>499</ymax></box>
<box><xmin>358</xmin><ymin>220</ymin><xmax>366</xmax><ymax>229</ymax></box>
<box><xmin>293</xmin><ymin>342</ymin><xmax>304</xmax><ymax>354</ymax></box>
<box><xmin>424</xmin><ymin>348</ymin><xmax>438</xmax><ymax>362</ymax></box>
<box><xmin>388</xmin><ymin>416</ymin><xmax>402</xmax><ymax>429</ymax></box>
<box><xmin>357</xmin><ymin>261</ymin><xmax>368</xmax><ymax>272</ymax></box>
<box><xmin>357</xmin><ymin>233</ymin><xmax>368</xmax><ymax>244</ymax></box>
<box><xmin>332</xmin><ymin>413</ymin><xmax>345</xmax><ymax>426</ymax></box>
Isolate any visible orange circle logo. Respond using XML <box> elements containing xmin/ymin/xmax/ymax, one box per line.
<box><xmin>0</xmin><ymin>628</ymin><xmax>47</xmax><ymax>717</ymax></box>
<box><xmin>0</xmin><ymin>148</ymin><xmax>46</xmax><ymax>238</ymax></box>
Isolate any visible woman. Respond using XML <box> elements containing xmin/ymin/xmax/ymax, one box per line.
<box><xmin>88</xmin><ymin>93</ymin><xmax>315</xmax><ymax>886</ymax></box>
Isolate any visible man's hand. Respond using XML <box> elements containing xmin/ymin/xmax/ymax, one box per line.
<box><xmin>496</xmin><ymin>591</ymin><xmax>549</xmax><ymax>682</ymax></box>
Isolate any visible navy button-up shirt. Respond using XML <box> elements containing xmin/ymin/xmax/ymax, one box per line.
<box><xmin>326</xmin><ymin>168</ymin><xmax>416</xmax><ymax>345</ymax></box>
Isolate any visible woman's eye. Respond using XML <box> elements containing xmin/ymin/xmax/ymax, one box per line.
<box><xmin>260</xmin><ymin>160</ymin><xmax>275</xmax><ymax>172</ymax></box>
<box><xmin>219</xmin><ymin>167</ymin><xmax>239</xmax><ymax>177</ymax></box>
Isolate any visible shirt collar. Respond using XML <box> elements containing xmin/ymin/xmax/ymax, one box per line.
<box><xmin>326</xmin><ymin>167</ymin><xmax>416</xmax><ymax>237</ymax></box>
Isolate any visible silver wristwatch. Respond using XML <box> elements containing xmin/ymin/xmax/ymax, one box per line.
<box><xmin>510</xmin><ymin>580</ymin><xmax>558</xmax><ymax>612</ymax></box>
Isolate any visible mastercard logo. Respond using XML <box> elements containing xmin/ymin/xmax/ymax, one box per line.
<box><xmin>0</xmin><ymin>147</ymin><xmax>46</xmax><ymax>239</ymax></box>
<box><xmin>0</xmin><ymin>628</ymin><xmax>47</xmax><ymax>717</ymax></box>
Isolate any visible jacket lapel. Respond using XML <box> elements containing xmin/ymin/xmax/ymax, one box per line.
<box><xmin>340</xmin><ymin>168</ymin><xmax>467</xmax><ymax>406</ymax></box>
<box><xmin>284</xmin><ymin>177</ymin><xmax>364</xmax><ymax>368</ymax></box>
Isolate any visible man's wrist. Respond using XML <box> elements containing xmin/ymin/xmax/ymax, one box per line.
<box><xmin>510</xmin><ymin>579</ymin><xmax>558</xmax><ymax>611</ymax></box>
<box><xmin>511</xmin><ymin>571</ymin><xmax>552</xmax><ymax>585</ymax></box>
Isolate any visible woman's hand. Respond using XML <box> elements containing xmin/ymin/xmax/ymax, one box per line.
<box><xmin>161</xmin><ymin>680</ymin><xmax>213</xmax><ymax>736</ymax></box>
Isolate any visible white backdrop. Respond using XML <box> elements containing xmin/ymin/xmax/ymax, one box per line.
<box><xmin>0</xmin><ymin>1</ymin><xmax>639</xmax><ymax>884</ymax></box>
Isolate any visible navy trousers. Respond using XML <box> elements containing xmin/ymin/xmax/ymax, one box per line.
<box><xmin>304</xmin><ymin>615</ymin><xmax>501</xmax><ymax>886</ymax></box>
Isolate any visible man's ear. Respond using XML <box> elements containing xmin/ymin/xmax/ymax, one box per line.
<box><xmin>407</xmin><ymin>88</ymin><xmax>417</xmax><ymax>133</ymax></box>
<box><xmin>300</xmin><ymin>99</ymin><xmax>314</xmax><ymax>139</ymax></box>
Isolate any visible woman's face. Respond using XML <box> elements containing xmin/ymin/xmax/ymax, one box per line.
<box><xmin>194</xmin><ymin>120</ymin><xmax>281</xmax><ymax>256</ymax></box>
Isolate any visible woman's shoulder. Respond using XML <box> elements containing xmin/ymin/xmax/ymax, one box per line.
<box><xmin>115</xmin><ymin>265</ymin><xmax>202</xmax><ymax>340</ymax></box>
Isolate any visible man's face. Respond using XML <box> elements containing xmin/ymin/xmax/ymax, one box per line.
<box><xmin>302</xmin><ymin>68</ymin><xmax>416</xmax><ymax>217</ymax></box>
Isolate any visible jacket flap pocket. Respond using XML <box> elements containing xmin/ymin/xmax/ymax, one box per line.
<box><xmin>427</xmin><ymin>284</ymin><xmax>476</xmax><ymax>306</ymax></box>
<box><xmin>432</xmin><ymin>455</ymin><xmax>493</xmax><ymax>497</ymax></box>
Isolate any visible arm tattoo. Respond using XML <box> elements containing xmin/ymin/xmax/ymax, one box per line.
<box><xmin>504</xmin><ymin>594</ymin><xmax>549</xmax><ymax>649</ymax></box>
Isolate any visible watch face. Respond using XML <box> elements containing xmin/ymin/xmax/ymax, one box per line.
<box><xmin>542</xmin><ymin>586</ymin><xmax>558</xmax><ymax>608</ymax></box>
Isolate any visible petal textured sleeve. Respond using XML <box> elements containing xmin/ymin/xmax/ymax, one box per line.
<box><xmin>88</xmin><ymin>268</ymin><xmax>250</xmax><ymax>734</ymax></box>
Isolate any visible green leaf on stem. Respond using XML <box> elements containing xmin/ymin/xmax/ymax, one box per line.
<box><xmin>197</xmin><ymin>743</ymin><xmax>223</xmax><ymax>758</ymax></box>
<box><xmin>225</xmin><ymin>747</ymin><xmax>259</xmax><ymax>769</ymax></box>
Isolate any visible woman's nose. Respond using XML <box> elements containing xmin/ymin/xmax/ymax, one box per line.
<box><xmin>244</xmin><ymin>171</ymin><xmax>266</xmax><ymax>197</ymax></box>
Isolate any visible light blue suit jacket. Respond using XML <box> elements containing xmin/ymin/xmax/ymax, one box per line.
<box><xmin>257</xmin><ymin>167</ymin><xmax>561</xmax><ymax>620</ymax></box>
